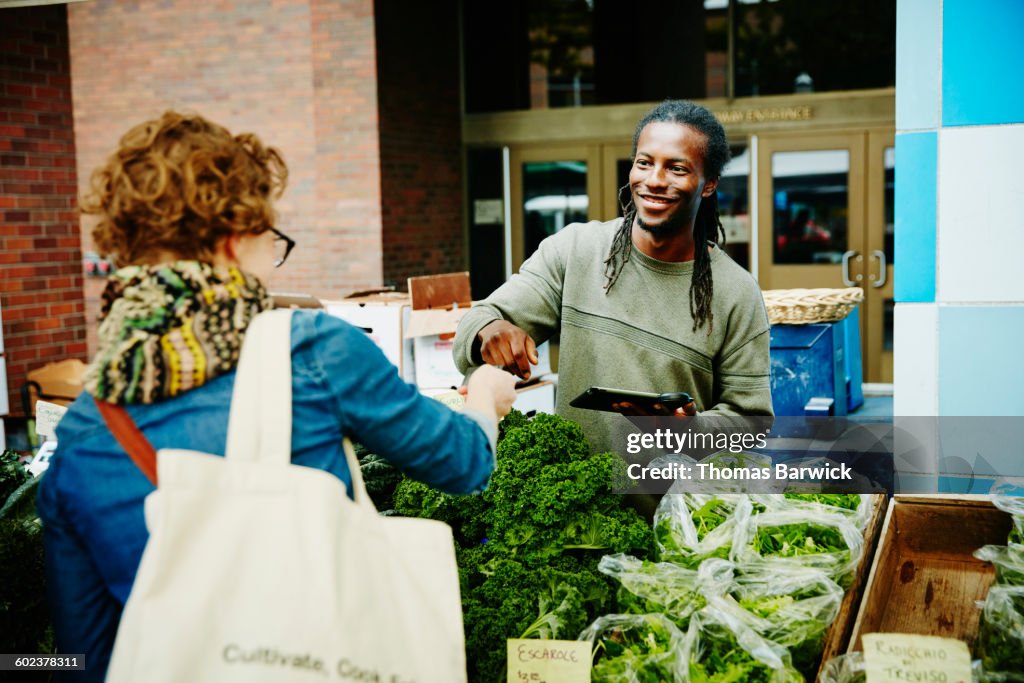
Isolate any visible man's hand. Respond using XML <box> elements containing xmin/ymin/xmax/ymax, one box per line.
<box><xmin>610</xmin><ymin>400</ymin><xmax>698</xmax><ymax>417</ymax></box>
<box><xmin>477</xmin><ymin>320</ymin><xmax>539</xmax><ymax>380</ymax></box>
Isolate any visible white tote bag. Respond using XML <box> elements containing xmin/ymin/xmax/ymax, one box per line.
<box><xmin>106</xmin><ymin>309</ymin><xmax>467</xmax><ymax>683</ymax></box>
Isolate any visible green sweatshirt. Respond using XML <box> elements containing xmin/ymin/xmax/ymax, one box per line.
<box><xmin>454</xmin><ymin>219</ymin><xmax>773</xmax><ymax>454</ymax></box>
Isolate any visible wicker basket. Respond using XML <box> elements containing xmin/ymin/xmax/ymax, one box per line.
<box><xmin>762</xmin><ymin>287</ymin><xmax>864</xmax><ymax>325</ymax></box>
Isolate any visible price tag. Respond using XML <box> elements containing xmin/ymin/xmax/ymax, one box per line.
<box><xmin>862</xmin><ymin>633</ymin><xmax>972</xmax><ymax>683</ymax></box>
<box><xmin>506</xmin><ymin>639</ymin><xmax>590</xmax><ymax>683</ymax></box>
<box><xmin>35</xmin><ymin>400</ymin><xmax>69</xmax><ymax>442</ymax></box>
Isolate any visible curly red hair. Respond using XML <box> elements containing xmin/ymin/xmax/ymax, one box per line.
<box><xmin>83</xmin><ymin>111</ymin><xmax>288</xmax><ymax>266</ymax></box>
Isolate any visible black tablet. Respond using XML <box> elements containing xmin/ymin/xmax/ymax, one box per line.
<box><xmin>569</xmin><ymin>387</ymin><xmax>694</xmax><ymax>414</ymax></box>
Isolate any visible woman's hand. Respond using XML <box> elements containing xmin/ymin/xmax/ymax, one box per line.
<box><xmin>462</xmin><ymin>365</ymin><xmax>519</xmax><ymax>420</ymax></box>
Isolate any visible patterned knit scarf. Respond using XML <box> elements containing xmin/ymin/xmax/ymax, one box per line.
<box><xmin>85</xmin><ymin>261</ymin><xmax>273</xmax><ymax>405</ymax></box>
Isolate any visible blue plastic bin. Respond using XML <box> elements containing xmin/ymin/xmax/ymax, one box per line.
<box><xmin>769</xmin><ymin>322</ymin><xmax>847</xmax><ymax>416</ymax></box>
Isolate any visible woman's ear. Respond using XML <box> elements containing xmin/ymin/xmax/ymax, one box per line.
<box><xmin>221</xmin><ymin>234</ymin><xmax>241</xmax><ymax>262</ymax></box>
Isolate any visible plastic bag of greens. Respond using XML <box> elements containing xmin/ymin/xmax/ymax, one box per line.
<box><xmin>685</xmin><ymin>596</ymin><xmax>803</xmax><ymax>683</ymax></box>
<box><xmin>654</xmin><ymin>494</ymin><xmax>752</xmax><ymax>568</ymax></box>
<box><xmin>754</xmin><ymin>492</ymin><xmax>872</xmax><ymax>531</ymax></box>
<box><xmin>580</xmin><ymin>613</ymin><xmax>688</xmax><ymax>683</ymax></box>
<box><xmin>975</xmin><ymin>543</ymin><xmax>1024</xmax><ymax>586</ymax></box>
<box><xmin>977</xmin><ymin>585</ymin><xmax>1024</xmax><ymax>678</ymax></box>
<box><xmin>732</xmin><ymin>506</ymin><xmax>864</xmax><ymax>588</ymax></box>
<box><xmin>729</xmin><ymin>562</ymin><xmax>843</xmax><ymax>676</ymax></box>
<box><xmin>597</xmin><ymin>554</ymin><xmax>730</xmax><ymax>630</ymax></box>
<box><xmin>818</xmin><ymin>652</ymin><xmax>865</xmax><ymax>683</ymax></box>
<box><xmin>991</xmin><ymin>495</ymin><xmax>1024</xmax><ymax>545</ymax></box>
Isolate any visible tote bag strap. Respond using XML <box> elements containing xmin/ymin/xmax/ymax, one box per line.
<box><xmin>225</xmin><ymin>309</ymin><xmax>294</xmax><ymax>467</ymax></box>
<box><xmin>224</xmin><ymin>309</ymin><xmax>374</xmax><ymax>507</ymax></box>
<box><xmin>94</xmin><ymin>399</ymin><xmax>158</xmax><ymax>486</ymax></box>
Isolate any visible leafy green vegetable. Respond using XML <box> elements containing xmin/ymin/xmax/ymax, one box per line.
<box><xmin>751</xmin><ymin>523</ymin><xmax>847</xmax><ymax>558</ymax></box>
<box><xmin>976</xmin><ymin>544</ymin><xmax>1024</xmax><ymax>587</ymax></box>
<box><xmin>396</xmin><ymin>411</ymin><xmax>654</xmax><ymax>683</ymax></box>
<box><xmin>739</xmin><ymin>510</ymin><xmax>862</xmax><ymax>588</ymax></box>
<box><xmin>598</xmin><ymin>554</ymin><xmax>708</xmax><ymax>630</ymax></box>
<box><xmin>783</xmin><ymin>493</ymin><xmax>861</xmax><ymax>511</ymax></box>
<box><xmin>352</xmin><ymin>442</ymin><xmax>404</xmax><ymax>512</ymax></box>
<box><xmin>732</xmin><ymin>565</ymin><xmax>842</xmax><ymax>659</ymax></box>
<box><xmin>1</xmin><ymin>449</ymin><xmax>31</xmax><ymax>504</ymax></box>
<box><xmin>584</xmin><ymin>614</ymin><xmax>686</xmax><ymax>683</ymax></box>
<box><xmin>654</xmin><ymin>494</ymin><xmax>750</xmax><ymax>569</ymax></box>
<box><xmin>687</xmin><ymin>606</ymin><xmax>804</xmax><ymax>683</ymax></box>
<box><xmin>977</xmin><ymin>585</ymin><xmax>1024</xmax><ymax>676</ymax></box>
<box><xmin>1</xmin><ymin>475</ymin><xmax>55</xmax><ymax>655</ymax></box>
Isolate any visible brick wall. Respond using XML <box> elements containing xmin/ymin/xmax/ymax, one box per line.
<box><xmin>310</xmin><ymin>0</ymin><xmax>384</xmax><ymax>292</ymax></box>
<box><xmin>1</xmin><ymin>5</ymin><xmax>86</xmax><ymax>418</ymax></box>
<box><xmin>68</xmin><ymin>0</ymin><xmax>384</xmax><ymax>355</ymax></box>
<box><xmin>375</xmin><ymin>0</ymin><xmax>465</xmax><ymax>287</ymax></box>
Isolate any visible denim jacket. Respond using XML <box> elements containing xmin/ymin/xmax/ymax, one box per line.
<box><xmin>36</xmin><ymin>310</ymin><xmax>496</xmax><ymax>681</ymax></box>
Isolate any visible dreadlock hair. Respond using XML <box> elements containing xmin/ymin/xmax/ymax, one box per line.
<box><xmin>603</xmin><ymin>100</ymin><xmax>731</xmax><ymax>333</ymax></box>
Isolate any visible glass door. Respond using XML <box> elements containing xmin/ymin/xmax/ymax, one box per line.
<box><xmin>509</xmin><ymin>144</ymin><xmax>602</xmax><ymax>271</ymax></box>
<box><xmin>757</xmin><ymin>131</ymin><xmax>894</xmax><ymax>383</ymax></box>
<box><xmin>865</xmin><ymin>131</ymin><xmax>895</xmax><ymax>383</ymax></box>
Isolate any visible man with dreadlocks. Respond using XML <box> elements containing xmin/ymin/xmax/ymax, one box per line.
<box><xmin>454</xmin><ymin>100</ymin><xmax>773</xmax><ymax>454</ymax></box>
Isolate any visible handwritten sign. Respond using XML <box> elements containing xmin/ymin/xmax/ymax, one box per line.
<box><xmin>430</xmin><ymin>390</ymin><xmax>465</xmax><ymax>411</ymax></box>
<box><xmin>863</xmin><ymin>634</ymin><xmax>972</xmax><ymax>683</ymax></box>
<box><xmin>35</xmin><ymin>400</ymin><xmax>69</xmax><ymax>442</ymax></box>
<box><xmin>506</xmin><ymin>639</ymin><xmax>590</xmax><ymax>683</ymax></box>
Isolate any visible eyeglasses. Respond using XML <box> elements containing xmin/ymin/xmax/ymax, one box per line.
<box><xmin>268</xmin><ymin>227</ymin><xmax>295</xmax><ymax>268</ymax></box>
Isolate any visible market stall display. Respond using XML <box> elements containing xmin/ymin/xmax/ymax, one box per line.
<box><xmin>389</xmin><ymin>409</ymin><xmax>886</xmax><ymax>681</ymax></box>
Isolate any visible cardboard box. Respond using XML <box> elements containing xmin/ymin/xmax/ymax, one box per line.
<box><xmin>405</xmin><ymin>272</ymin><xmax>551</xmax><ymax>391</ymax></box>
<box><xmin>323</xmin><ymin>293</ymin><xmax>415</xmax><ymax>383</ymax></box>
<box><xmin>844</xmin><ymin>495</ymin><xmax>1013</xmax><ymax>653</ymax></box>
<box><xmin>512</xmin><ymin>379</ymin><xmax>555</xmax><ymax>416</ymax></box>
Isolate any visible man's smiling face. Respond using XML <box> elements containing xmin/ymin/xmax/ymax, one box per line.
<box><xmin>629</xmin><ymin>121</ymin><xmax>718</xmax><ymax>237</ymax></box>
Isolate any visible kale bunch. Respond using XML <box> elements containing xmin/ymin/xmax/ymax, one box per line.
<box><xmin>484</xmin><ymin>413</ymin><xmax>652</xmax><ymax>563</ymax></box>
<box><xmin>0</xmin><ymin>475</ymin><xmax>54</xmax><ymax>656</ymax></box>
<box><xmin>394</xmin><ymin>410</ymin><xmax>655</xmax><ymax>683</ymax></box>
<box><xmin>1</xmin><ymin>449</ymin><xmax>31</xmax><ymax>503</ymax></box>
<box><xmin>351</xmin><ymin>442</ymin><xmax>404</xmax><ymax>512</ymax></box>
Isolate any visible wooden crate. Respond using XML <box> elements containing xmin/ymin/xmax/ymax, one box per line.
<box><xmin>813</xmin><ymin>493</ymin><xmax>888</xmax><ymax>680</ymax></box>
<box><xmin>846</xmin><ymin>495</ymin><xmax>1013</xmax><ymax>655</ymax></box>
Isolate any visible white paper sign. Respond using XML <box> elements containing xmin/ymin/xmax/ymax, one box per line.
<box><xmin>862</xmin><ymin>633</ymin><xmax>972</xmax><ymax>683</ymax></box>
<box><xmin>35</xmin><ymin>400</ymin><xmax>69</xmax><ymax>442</ymax></box>
<box><xmin>474</xmin><ymin>199</ymin><xmax>504</xmax><ymax>225</ymax></box>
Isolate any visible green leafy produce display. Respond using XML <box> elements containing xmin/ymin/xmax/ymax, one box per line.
<box><xmin>0</xmin><ymin>472</ymin><xmax>54</xmax><ymax>657</ymax></box>
<box><xmin>736</xmin><ymin>509</ymin><xmax>863</xmax><ymax>588</ymax></box>
<box><xmin>992</xmin><ymin>496</ymin><xmax>1024</xmax><ymax>546</ymax></box>
<box><xmin>975</xmin><ymin>543</ymin><xmax>1024</xmax><ymax>587</ymax></box>
<box><xmin>977</xmin><ymin>585</ymin><xmax>1024</xmax><ymax>677</ymax></box>
<box><xmin>730</xmin><ymin>564</ymin><xmax>843</xmax><ymax>677</ymax></box>
<box><xmin>782</xmin><ymin>493</ymin><xmax>861</xmax><ymax>511</ymax></box>
<box><xmin>654</xmin><ymin>494</ymin><xmax>751</xmax><ymax>568</ymax></box>
<box><xmin>581</xmin><ymin>613</ymin><xmax>687</xmax><ymax>683</ymax></box>
<box><xmin>394</xmin><ymin>411</ymin><xmax>653</xmax><ymax>683</ymax></box>
<box><xmin>818</xmin><ymin>652</ymin><xmax>866</xmax><ymax>683</ymax></box>
<box><xmin>686</xmin><ymin>600</ymin><xmax>804</xmax><ymax>683</ymax></box>
<box><xmin>1</xmin><ymin>449</ymin><xmax>31</xmax><ymax>503</ymax></box>
<box><xmin>352</xmin><ymin>442</ymin><xmax>404</xmax><ymax>512</ymax></box>
<box><xmin>597</xmin><ymin>553</ymin><xmax>715</xmax><ymax>630</ymax></box>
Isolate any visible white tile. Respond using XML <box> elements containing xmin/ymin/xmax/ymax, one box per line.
<box><xmin>894</xmin><ymin>303</ymin><xmax>938</xmax><ymax>416</ymax></box>
<box><xmin>938</xmin><ymin>124</ymin><xmax>1024</xmax><ymax>302</ymax></box>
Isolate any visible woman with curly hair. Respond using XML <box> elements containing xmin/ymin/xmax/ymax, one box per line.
<box><xmin>36</xmin><ymin>111</ymin><xmax>516</xmax><ymax>682</ymax></box>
